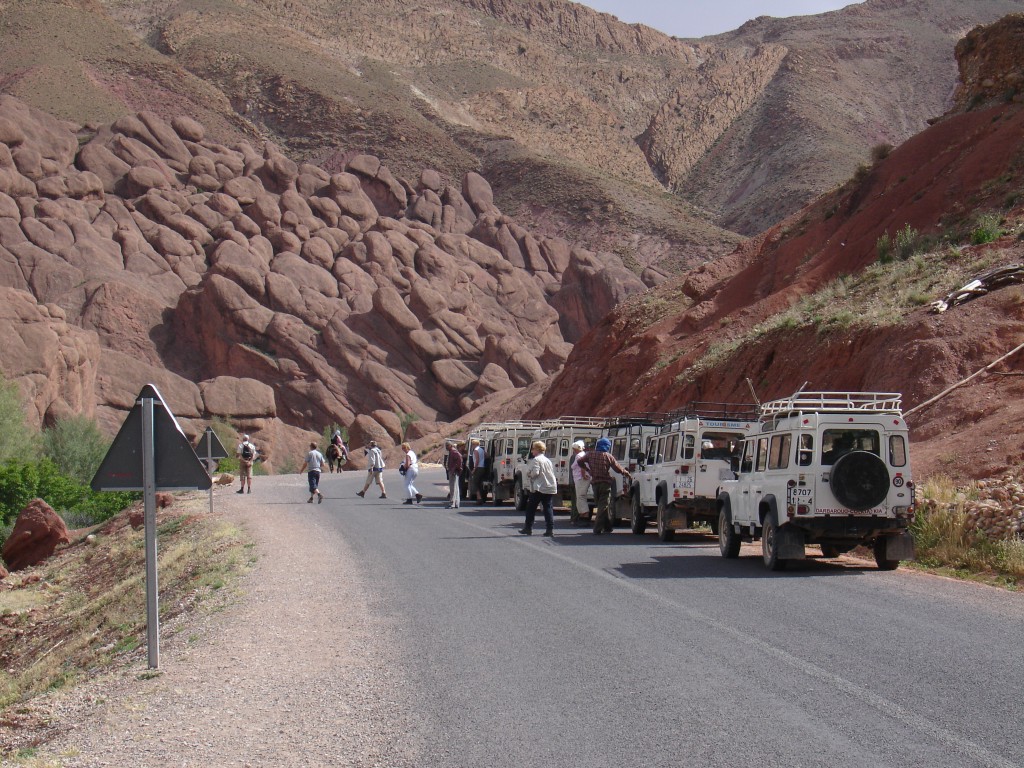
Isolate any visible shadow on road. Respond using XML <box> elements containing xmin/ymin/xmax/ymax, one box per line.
<box><xmin>614</xmin><ymin>553</ymin><xmax>873</xmax><ymax>579</ymax></box>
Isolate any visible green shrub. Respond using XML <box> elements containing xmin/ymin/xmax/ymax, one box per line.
<box><xmin>893</xmin><ymin>224</ymin><xmax>919</xmax><ymax>260</ymax></box>
<box><xmin>970</xmin><ymin>213</ymin><xmax>1002</xmax><ymax>245</ymax></box>
<box><xmin>42</xmin><ymin>415</ymin><xmax>110</xmax><ymax>485</ymax></box>
<box><xmin>0</xmin><ymin>377</ymin><xmax>39</xmax><ymax>464</ymax></box>
<box><xmin>876</xmin><ymin>232</ymin><xmax>892</xmax><ymax>263</ymax></box>
<box><xmin>870</xmin><ymin>142</ymin><xmax>893</xmax><ymax>163</ymax></box>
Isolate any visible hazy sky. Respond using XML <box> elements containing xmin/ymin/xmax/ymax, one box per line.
<box><xmin>576</xmin><ymin>1</ymin><xmax>862</xmax><ymax>38</ymax></box>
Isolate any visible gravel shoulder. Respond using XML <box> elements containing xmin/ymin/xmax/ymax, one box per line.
<box><xmin>38</xmin><ymin>475</ymin><xmax>422</xmax><ymax>767</ymax></box>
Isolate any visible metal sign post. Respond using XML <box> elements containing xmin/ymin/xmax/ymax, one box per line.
<box><xmin>92</xmin><ymin>384</ymin><xmax>211</xmax><ymax>671</ymax></box>
<box><xmin>196</xmin><ymin>427</ymin><xmax>228</xmax><ymax>516</ymax></box>
<box><xmin>141</xmin><ymin>395</ymin><xmax>160</xmax><ymax>669</ymax></box>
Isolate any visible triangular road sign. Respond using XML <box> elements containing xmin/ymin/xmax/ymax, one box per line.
<box><xmin>196</xmin><ymin>427</ymin><xmax>229</xmax><ymax>459</ymax></box>
<box><xmin>91</xmin><ymin>384</ymin><xmax>212</xmax><ymax>491</ymax></box>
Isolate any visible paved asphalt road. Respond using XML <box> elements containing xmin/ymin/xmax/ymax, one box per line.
<box><xmin>282</xmin><ymin>467</ymin><xmax>1024</xmax><ymax>768</ymax></box>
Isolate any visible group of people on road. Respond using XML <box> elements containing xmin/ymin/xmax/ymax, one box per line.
<box><xmin>234</xmin><ymin>429</ymin><xmax>629</xmax><ymax>533</ymax></box>
<box><xmin>518</xmin><ymin>437</ymin><xmax>629</xmax><ymax>537</ymax></box>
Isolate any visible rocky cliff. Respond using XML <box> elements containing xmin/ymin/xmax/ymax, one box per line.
<box><xmin>0</xmin><ymin>95</ymin><xmax>644</xmax><ymax>464</ymax></box>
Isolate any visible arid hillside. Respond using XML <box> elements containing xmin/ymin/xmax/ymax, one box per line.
<box><xmin>3</xmin><ymin>0</ymin><xmax>1023</xmax><ymax>274</ymax></box>
<box><xmin>531</xmin><ymin>14</ymin><xmax>1024</xmax><ymax>482</ymax></box>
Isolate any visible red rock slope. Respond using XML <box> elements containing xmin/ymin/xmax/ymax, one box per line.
<box><xmin>531</xmin><ymin>15</ymin><xmax>1024</xmax><ymax>481</ymax></box>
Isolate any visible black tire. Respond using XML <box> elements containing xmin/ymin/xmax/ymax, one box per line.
<box><xmin>657</xmin><ymin>498</ymin><xmax>674</xmax><ymax>542</ymax></box>
<box><xmin>830</xmin><ymin>451</ymin><xmax>890</xmax><ymax>511</ymax></box>
<box><xmin>873</xmin><ymin>538</ymin><xmax>901</xmax><ymax>570</ymax></box>
<box><xmin>630</xmin><ymin>492</ymin><xmax>646</xmax><ymax>535</ymax></box>
<box><xmin>718</xmin><ymin>506</ymin><xmax>740</xmax><ymax>558</ymax></box>
<box><xmin>820</xmin><ymin>544</ymin><xmax>840</xmax><ymax>558</ymax></box>
<box><xmin>514</xmin><ymin>477</ymin><xmax>527</xmax><ymax>512</ymax></box>
<box><xmin>761</xmin><ymin>510</ymin><xmax>785</xmax><ymax>571</ymax></box>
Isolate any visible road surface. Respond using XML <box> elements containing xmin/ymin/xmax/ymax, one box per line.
<box><xmin>267</xmin><ymin>467</ymin><xmax>1024</xmax><ymax>767</ymax></box>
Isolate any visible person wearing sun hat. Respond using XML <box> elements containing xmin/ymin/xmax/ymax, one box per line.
<box><xmin>578</xmin><ymin>437</ymin><xmax>630</xmax><ymax>535</ymax></box>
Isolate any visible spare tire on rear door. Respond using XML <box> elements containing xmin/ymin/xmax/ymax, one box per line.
<box><xmin>829</xmin><ymin>451</ymin><xmax>889</xmax><ymax>511</ymax></box>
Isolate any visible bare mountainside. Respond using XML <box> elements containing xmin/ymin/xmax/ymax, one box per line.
<box><xmin>3</xmin><ymin>0</ymin><xmax>1022</xmax><ymax>271</ymax></box>
<box><xmin>531</xmin><ymin>15</ymin><xmax>1024</xmax><ymax>482</ymax></box>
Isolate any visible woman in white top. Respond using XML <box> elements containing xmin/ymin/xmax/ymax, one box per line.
<box><xmin>400</xmin><ymin>442</ymin><xmax>422</xmax><ymax>505</ymax></box>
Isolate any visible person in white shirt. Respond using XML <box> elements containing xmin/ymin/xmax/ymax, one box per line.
<box><xmin>519</xmin><ymin>441</ymin><xmax>556</xmax><ymax>537</ymax></box>
<box><xmin>300</xmin><ymin>441</ymin><xmax>326</xmax><ymax>504</ymax></box>
<box><xmin>400</xmin><ymin>442</ymin><xmax>422</xmax><ymax>505</ymax></box>
<box><xmin>570</xmin><ymin>440</ymin><xmax>591</xmax><ymax>525</ymax></box>
<box><xmin>469</xmin><ymin>438</ymin><xmax>488</xmax><ymax>503</ymax></box>
<box><xmin>235</xmin><ymin>435</ymin><xmax>258</xmax><ymax>494</ymax></box>
<box><xmin>356</xmin><ymin>441</ymin><xmax>387</xmax><ymax>499</ymax></box>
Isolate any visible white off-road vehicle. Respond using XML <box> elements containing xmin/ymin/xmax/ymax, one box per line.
<box><xmin>533</xmin><ymin>417</ymin><xmax>610</xmax><ymax>510</ymax></box>
<box><xmin>468</xmin><ymin>421</ymin><xmax>544</xmax><ymax>505</ymax></box>
<box><xmin>629</xmin><ymin>404</ymin><xmax>756</xmax><ymax>540</ymax></box>
<box><xmin>717</xmin><ymin>392</ymin><xmax>916</xmax><ymax>571</ymax></box>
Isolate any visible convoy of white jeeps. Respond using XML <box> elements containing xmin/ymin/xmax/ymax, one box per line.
<box><xmin>464</xmin><ymin>390</ymin><xmax>916</xmax><ymax>571</ymax></box>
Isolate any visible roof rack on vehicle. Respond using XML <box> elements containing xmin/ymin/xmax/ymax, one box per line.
<box><xmin>536</xmin><ymin>415</ymin><xmax>613</xmax><ymax>429</ymax></box>
<box><xmin>759</xmin><ymin>391</ymin><xmax>903</xmax><ymax>417</ymax></box>
<box><xmin>664</xmin><ymin>402</ymin><xmax>760</xmax><ymax>422</ymax></box>
<box><xmin>470</xmin><ymin>420</ymin><xmax>546</xmax><ymax>434</ymax></box>
<box><xmin>606</xmin><ymin>412</ymin><xmax>668</xmax><ymax>426</ymax></box>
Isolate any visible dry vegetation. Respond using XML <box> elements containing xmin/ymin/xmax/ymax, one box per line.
<box><xmin>0</xmin><ymin>493</ymin><xmax>253</xmax><ymax>761</ymax></box>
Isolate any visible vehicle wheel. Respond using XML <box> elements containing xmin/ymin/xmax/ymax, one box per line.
<box><xmin>630</xmin><ymin>492</ymin><xmax>646</xmax><ymax>535</ymax></box>
<box><xmin>514</xmin><ymin>478</ymin><xmax>527</xmax><ymax>512</ymax></box>
<box><xmin>873</xmin><ymin>538</ymin><xmax>900</xmax><ymax>570</ymax></box>
<box><xmin>718</xmin><ymin>507</ymin><xmax>740</xmax><ymax>558</ymax></box>
<box><xmin>830</xmin><ymin>451</ymin><xmax>890</xmax><ymax>511</ymax></box>
<box><xmin>657</xmin><ymin>498</ymin><xmax>674</xmax><ymax>542</ymax></box>
<box><xmin>820</xmin><ymin>544</ymin><xmax>840</xmax><ymax>558</ymax></box>
<box><xmin>761</xmin><ymin>510</ymin><xmax>786</xmax><ymax>571</ymax></box>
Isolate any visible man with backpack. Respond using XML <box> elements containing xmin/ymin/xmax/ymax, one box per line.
<box><xmin>236</xmin><ymin>434</ymin><xmax>258</xmax><ymax>494</ymax></box>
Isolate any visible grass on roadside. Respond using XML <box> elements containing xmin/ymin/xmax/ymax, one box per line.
<box><xmin>910</xmin><ymin>475</ymin><xmax>1024</xmax><ymax>589</ymax></box>
<box><xmin>0</xmin><ymin>493</ymin><xmax>254</xmax><ymax>727</ymax></box>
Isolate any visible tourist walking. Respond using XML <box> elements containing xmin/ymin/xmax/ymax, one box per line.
<box><xmin>577</xmin><ymin>438</ymin><xmax>630</xmax><ymax>535</ymax></box>
<box><xmin>356</xmin><ymin>440</ymin><xmax>387</xmax><ymax>498</ymax></box>
<box><xmin>400</xmin><ymin>442</ymin><xmax>422</xmax><ymax>505</ymax></box>
<box><xmin>235</xmin><ymin>434</ymin><xmax>258</xmax><ymax>494</ymax></box>
<box><xmin>444</xmin><ymin>441</ymin><xmax>464</xmax><ymax>508</ymax></box>
<box><xmin>519</xmin><ymin>440</ymin><xmax>556</xmax><ymax>537</ymax></box>
<box><xmin>300</xmin><ymin>441</ymin><xmax>326</xmax><ymax>504</ymax></box>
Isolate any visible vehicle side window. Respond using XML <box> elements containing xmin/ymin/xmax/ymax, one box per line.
<box><xmin>646</xmin><ymin>438</ymin><xmax>658</xmax><ymax>465</ymax></box>
<box><xmin>740</xmin><ymin>441</ymin><xmax>754</xmax><ymax>473</ymax></box>
<box><xmin>889</xmin><ymin>435</ymin><xmax>907</xmax><ymax>467</ymax></box>
<box><xmin>656</xmin><ymin>437</ymin><xmax>666</xmax><ymax>463</ymax></box>
<box><xmin>666</xmin><ymin>434</ymin><xmax>679</xmax><ymax>462</ymax></box>
<box><xmin>756</xmin><ymin>437</ymin><xmax>769</xmax><ymax>472</ymax></box>
<box><xmin>629</xmin><ymin>438</ymin><xmax>641</xmax><ymax>460</ymax></box>
<box><xmin>612</xmin><ymin>438</ymin><xmax>624</xmax><ymax>461</ymax></box>
<box><xmin>797</xmin><ymin>434</ymin><xmax>814</xmax><ymax>466</ymax></box>
<box><xmin>768</xmin><ymin>433</ymin><xmax>792</xmax><ymax>470</ymax></box>
<box><xmin>683</xmin><ymin>434</ymin><xmax>694</xmax><ymax>460</ymax></box>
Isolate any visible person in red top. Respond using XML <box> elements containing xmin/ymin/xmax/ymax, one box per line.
<box><xmin>577</xmin><ymin>437</ymin><xmax>630</xmax><ymax>535</ymax></box>
<box><xmin>446</xmin><ymin>441</ymin><xmax>464</xmax><ymax>509</ymax></box>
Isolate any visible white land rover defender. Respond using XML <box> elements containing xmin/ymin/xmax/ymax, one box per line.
<box><xmin>532</xmin><ymin>417</ymin><xmax>610</xmax><ymax>510</ymax></box>
<box><xmin>717</xmin><ymin>391</ymin><xmax>916</xmax><ymax>571</ymax></box>
<box><xmin>629</xmin><ymin>404</ymin><xmax>756</xmax><ymax>540</ymax></box>
<box><xmin>468</xmin><ymin>421</ymin><xmax>544</xmax><ymax>505</ymax></box>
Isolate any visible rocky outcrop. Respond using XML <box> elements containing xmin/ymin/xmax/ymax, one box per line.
<box><xmin>953</xmin><ymin>14</ymin><xmax>1024</xmax><ymax>112</ymax></box>
<box><xmin>0</xmin><ymin>96</ymin><xmax>646</xmax><ymax>459</ymax></box>
<box><xmin>1</xmin><ymin>499</ymin><xmax>71</xmax><ymax>572</ymax></box>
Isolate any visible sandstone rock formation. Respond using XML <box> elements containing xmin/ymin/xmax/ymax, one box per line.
<box><xmin>1</xmin><ymin>498</ymin><xmax>71</xmax><ymax>572</ymax></box>
<box><xmin>0</xmin><ymin>95</ymin><xmax>645</xmax><ymax>460</ymax></box>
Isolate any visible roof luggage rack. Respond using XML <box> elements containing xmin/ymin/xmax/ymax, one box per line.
<box><xmin>759</xmin><ymin>391</ymin><xmax>903</xmax><ymax>417</ymax></box>
<box><xmin>664</xmin><ymin>402</ymin><xmax>760</xmax><ymax>422</ymax></box>
<box><xmin>537</xmin><ymin>415</ymin><xmax>613</xmax><ymax>429</ymax></box>
<box><xmin>606</xmin><ymin>412</ymin><xmax>668</xmax><ymax>427</ymax></box>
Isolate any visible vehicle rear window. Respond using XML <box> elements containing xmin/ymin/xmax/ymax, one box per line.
<box><xmin>821</xmin><ymin>429</ymin><xmax>880</xmax><ymax>466</ymax></box>
<box><xmin>768</xmin><ymin>433</ymin><xmax>792</xmax><ymax>470</ymax></box>
<box><xmin>889</xmin><ymin>435</ymin><xmax>907</xmax><ymax>467</ymax></box>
